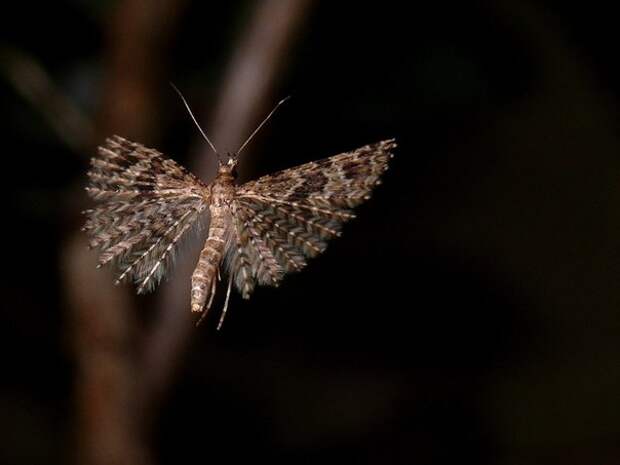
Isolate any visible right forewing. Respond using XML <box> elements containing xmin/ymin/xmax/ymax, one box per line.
<box><xmin>226</xmin><ymin>139</ymin><xmax>396</xmax><ymax>298</ymax></box>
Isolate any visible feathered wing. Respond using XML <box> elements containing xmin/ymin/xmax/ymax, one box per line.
<box><xmin>83</xmin><ymin>135</ymin><xmax>209</xmax><ymax>293</ymax></box>
<box><xmin>227</xmin><ymin>139</ymin><xmax>396</xmax><ymax>298</ymax></box>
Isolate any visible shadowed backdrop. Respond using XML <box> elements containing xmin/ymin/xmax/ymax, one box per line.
<box><xmin>1</xmin><ymin>1</ymin><xmax>620</xmax><ymax>464</ymax></box>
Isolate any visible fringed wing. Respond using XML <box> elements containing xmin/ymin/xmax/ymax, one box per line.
<box><xmin>227</xmin><ymin>139</ymin><xmax>396</xmax><ymax>298</ymax></box>
<box><xmin>83</xmin><ymin>135</ymin><xmax>209</xmax><ymax>293</ymax></box>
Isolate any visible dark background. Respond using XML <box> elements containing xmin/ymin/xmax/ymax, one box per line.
<box><xmin>2</xmin><ymin>1</ymin><xmax>620</xmax><ymax>464</ymax></box>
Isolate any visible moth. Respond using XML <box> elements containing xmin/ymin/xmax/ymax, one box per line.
<box><xmin>83</xmin><ymin>90</ymin><xmax>396</xmax><ymax>328</ymax></box>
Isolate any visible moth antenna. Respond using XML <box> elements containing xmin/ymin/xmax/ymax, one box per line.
<box><xmin>236</xmin><ymin>96</ymin><xmax>291</xmax><ymax>156</ymax></box>
<box><xmin>217</xmin><ymin>274</ymin><xmax>234</xmax><ymax>331</ymax></box>
<box><xmin>170</xmin><ymin>82</ymin><xmax>219</xmax><ymax>158</ymax></box>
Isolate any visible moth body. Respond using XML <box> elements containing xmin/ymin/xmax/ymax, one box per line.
<box><xmin>84</xmin><ymin>135</ymin><xmax>396</xmax><ymax>327</ymax></box>
<box><xmin>191</xmin><ymin>160</ymin><xmax>236</xmax><ymax>314</ymax></box>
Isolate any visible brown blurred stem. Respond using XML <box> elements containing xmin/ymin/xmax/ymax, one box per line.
<box><xmin>140</xmin><ymin>0</ymin><xmax>313</xmax><ymax>414</ymax></box>
<box><xmin>64</xmin><ymin>1</ymin><xmax>188</xmax><ymax>465</ymax></box>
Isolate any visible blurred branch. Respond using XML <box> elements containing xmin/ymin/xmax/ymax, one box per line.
<box><xmin>0</xmin><ymin>44</ymin><xmax>94</xmax><ymax>152</ymax></box>
<box><xmin>63</xmin><ymin>236</ymin><xmax>144</xmax><ymax>465</ymax></box>
<box><xmin>98</xmin><ymin>0</ymin><xmax>188</xmax><ymax>139</ymax></box>
<box><xmin>140</xmin><ymin>0</ymin><xmax>314</xmax><ymax>413</ymax></box>
<box><xmin>63</xmin><ymin>1</ymin><xmax>188</xmax><ymax>465</ymax></box>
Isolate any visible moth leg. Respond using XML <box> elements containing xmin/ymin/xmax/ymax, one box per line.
<box><xmin>217</xmin><ymin>274</ymin><xmax>234</xmax><ymax>331</ymax></box>
<box><xmin>206</xmin><ymin>276</ymin><xmax>217</xmax><ymax>312</ymax></box>
<box><xmin>196</xmin><ymin>273</ymin><xmax>218</xmax><ymax>327</ymax></box>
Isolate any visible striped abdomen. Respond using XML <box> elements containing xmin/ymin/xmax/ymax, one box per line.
<box><xmin>191</xmin><ymin>206</ymin><xmax>228</xmax><ymax>313</ymax></box>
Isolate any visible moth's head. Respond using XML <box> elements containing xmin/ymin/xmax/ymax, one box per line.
<box><xmin>217</xmin><ymin>154</ymin><xmax>238</xmax><ymax>177</ymax></box>
<box><xmin>170</xmin><ymin>83</ymin><xmax>289</xmax><ymax>180</ymax></box>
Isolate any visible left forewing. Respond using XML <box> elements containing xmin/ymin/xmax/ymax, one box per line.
<box><xmin>83</xmin><ymin>135</ymin><xmax>209</xmax><ymax>293</ymax></box>
<box><xmin>227</xmin><ymin>139</ymin><xmax>396</xmax><ymax>297</ymax></box>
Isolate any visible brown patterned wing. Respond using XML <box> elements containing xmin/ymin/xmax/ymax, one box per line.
<box><xmin>83</xmin><ymin>135</ymin><xmax>209</xmax><ymax>293</ymax></box>
<box><xmin>227</xmin><ymin>139</ymin><xmax>396</xmax><ymax>298</ymax></box>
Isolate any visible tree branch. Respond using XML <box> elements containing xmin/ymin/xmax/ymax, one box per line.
<box><xmin>64</xmin><ymin>1</ymin><xmax>188</xmax><ymax>464</ymax></box>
